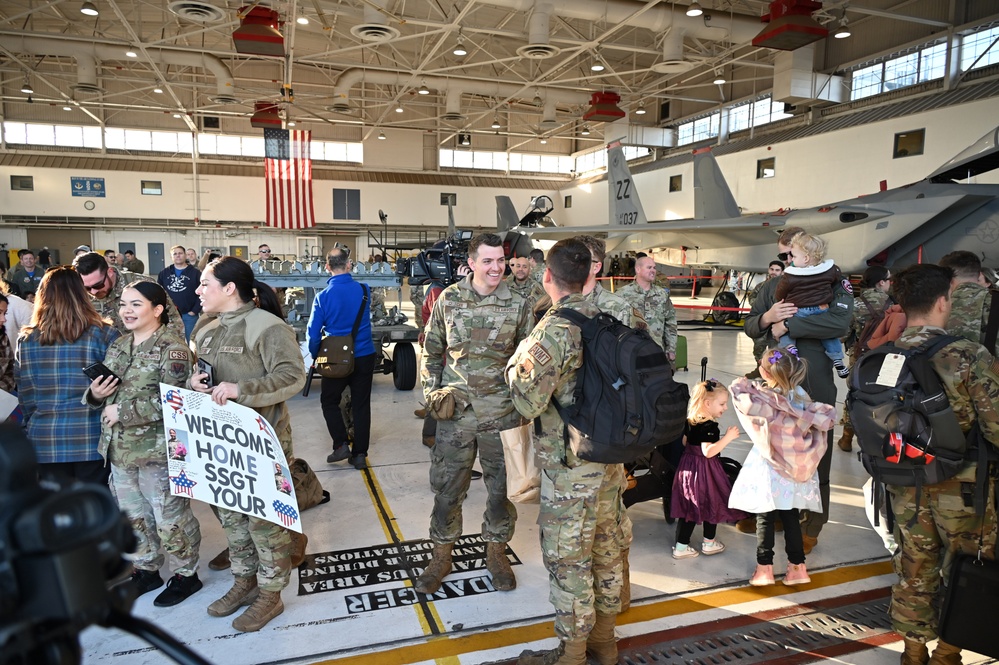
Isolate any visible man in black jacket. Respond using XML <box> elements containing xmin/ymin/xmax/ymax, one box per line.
<box><xmin>157</xmin><ymin>245</ymin><xmax>202</xmax><ymax>341</ymax></box>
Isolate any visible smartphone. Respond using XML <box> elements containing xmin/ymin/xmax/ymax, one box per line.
<box><xmin>83</xmin><ymin>362</ymin><xmax>120</xmax><ymax>383</ymax></box>
<box><xmin>197</xmin><ymin>358</ymin><xmax>214</xmax><ymax>388</ymax></box>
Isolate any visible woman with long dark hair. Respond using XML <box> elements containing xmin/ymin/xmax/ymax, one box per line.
<box><xmin>16</xmin><ymin>266</ymin><xmax>119</xmax><ymax>482</ymax></box>
<box><xmin>190</xmin><ymin>256</ymin><xmax>305</xmax><ymax>632</ymax></box>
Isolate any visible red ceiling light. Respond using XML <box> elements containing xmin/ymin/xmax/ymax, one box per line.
<box><xmin>581</xmin><ymin>91</ymin><xmax>625</xmax><ymax>123</ymax></box>
<box><xmin>752</xmin><ymin>0</ymin><xmax>828</xmax><ymax>51</ymax></box>
<box><xmin>234</xmin><ymin>6</ymin><xmax>285</xmax><ymax>56</ymax></box>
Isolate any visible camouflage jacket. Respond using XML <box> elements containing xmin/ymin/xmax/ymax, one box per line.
<box><xmin>421</xmin><ymin>274</ymin><xmax>532</xmax><ymax>429</ymax></box>
<box><xmin>86</xmin><ymin>326</ymin><xmax>192</xmax><ymax>466</ymax></box>
<box><xmin>617</xmin><ymin>281</ymin><xmax>677</xmax><ymax>354</ymax></box>
<box><xmin>191</xmin><ymin>302</ymin><xmax>306</xmax><ymax>455</ymax></box>
<box><xmin>123</xmin><ymin>258</ymin><xmax>145</xmax><ymax>274</ymax></box>
<box><xmin>946</xmin><ymin>282</ymin><xmax>995</xmax><ymax>355</ymax></box>
<box><xmin>506</xmin><ymin>274</ymin><xmax>546</xmax><ymax>311</ymax></box>
<box><xmin>583</xmin><ymin>283</ymin><xmax>649</xmax><ymax>331</ymax></box>
<box><xmin>507</xmin><ymin>293</ymin><xmax>602</xmax><ymax>469</ymax></box>
<box><xmin>93</xmin><ymin>269</ymin><xmax>186</xmax><ymax>340</ymax></box>
<box><xmin>896</xmin><ymin>325</ymin><xmax>999</xmax><ymax>481</ymax></box>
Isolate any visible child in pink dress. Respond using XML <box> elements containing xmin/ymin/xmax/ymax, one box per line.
<box><xmin>669</xmin><ymin>380</ymin><xmax>750</xmax><ymax>559</ymax></box>
<box><xmin>728</xmin><ymin>347</ymin><xmax>835</xmax><ymax>586</ymax></box>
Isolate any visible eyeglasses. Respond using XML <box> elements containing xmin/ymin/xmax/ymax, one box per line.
<box><xmin>259</xmin><ymin>249</ymin><xmax>271</xmax><ymax>254</ymax></box>
<box><xmin>777</xmin><ymin>251</ymin><xmax>790</xmax><ymax>262</ymax></box>
<box><xmin>83</xmin><ymin>271</ymin><xmax>109</xmax><ymax>293</ymax></box>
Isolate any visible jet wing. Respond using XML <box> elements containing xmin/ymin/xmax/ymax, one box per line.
<box><xmin>524</xmin><ymin>216</ymin><xmax>783</xmax><ymax>241</ymax></box>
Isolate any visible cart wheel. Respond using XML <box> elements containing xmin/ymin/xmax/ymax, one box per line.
<box><xmin>392</xmin><ymin>342</ymin><xmax>417</xmax><ymax>390</ymax></box>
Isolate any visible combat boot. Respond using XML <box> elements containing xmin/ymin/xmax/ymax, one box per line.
<box><xmin>837</xmin><ymin>425</ymin><xmax>855</xmax><ymax>452</ymax></box>
<box><xmin>901</xmin><ymin>638</ymin><xmax>929</xmax><ymax>665</ymax></box>
<box><xmin>290</xmin><ymin>532</ymin><xmax>308</xmax><ymax>568</ymax></box>
<box><xmin>585</xmin><ymin>612</ymin><xmax>618</xmax><ymax>665</ymax></box>
<box><xmin>207</xmin><ymin>576</ymin><xmax>258</xmax><ymax>617</ymax></box>
<box><xmin>518</xmin><ymin>638</ymin><xmax>587</xmax><ymax>665</ymax></box>
<box><xmin>619</xmin><ymin>548</ymin><xmax>631</xmax><ymax>612</ymax></box>
<box><xmin>486</xmin><ymin>542</ymin><xmax>516</xmax><ymax>591</ymax></box>
<box><xmin>414</xmin><ymin>543</ymin><xmax>453</xmax><ymax>594</ymax></box>
<box><xmin>928</xmin><ymin>640</ymin><xmax>962</xmax><ymax>665</ymax></box>
<box><xmin>232</xmin><ymin>589</ymin><xmax>284</xmax><ymax>632</ymax></box>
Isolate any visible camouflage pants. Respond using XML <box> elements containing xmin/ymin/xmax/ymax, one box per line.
<box><xmin>112</xmin><ymin>462</ymin><xmax>201</xmax><ymax>576</ymax></box>
<box><xmin>220</xmin><ymin>507</ymin><xmax>293</xmax><ymax>592</ymax></box>
<box><xmin>540</xmin><ymin>462</ymin><xmax>627</xmax><ymax>641</ymax></box>
<box><xmin>888</xmin><ymin>479</ymin><xmax>997</xmax><ymax>642</ymax></box>
<box><xmin>410</xmin><ymin>285</ymin><xmax>425</xmax><ymax>329</ymax></box>
<box><xmin>370</xmin><ymin>288</ymin><xmax>387</xmax><ymax>320</ymax></box>
<box><xmin>429</xmin><ymin>410</ymin><xmax>516</xmax><ymax>544</ymax></box>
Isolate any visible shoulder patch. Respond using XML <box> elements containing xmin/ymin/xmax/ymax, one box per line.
<box><xmin>169</xmin><ymin>350</ymin><xmax>189</xmax><ymax>360</ymax></box>
<box><xmin>528</xmin><ymin>343</ymin><xmax>552</xmax><ymax>366</ymax></box>
<box><xmin>168</xmin><ymin>362</ymin><xmax>187</xmax><ymax>379</ymax></box>
<box><xmin>841</xmin><ymin>277</ymin><xmax>854</xmax><ymax>296</ymax></box>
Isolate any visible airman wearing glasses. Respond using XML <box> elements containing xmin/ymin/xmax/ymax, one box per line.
<box><xmin>73</xmin><ymin>252</ymin><xmax>185</xmax><ymax>339</ymax></box>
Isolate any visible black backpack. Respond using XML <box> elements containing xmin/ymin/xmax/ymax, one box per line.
<box><xmin>551</xmin><ymin>308</ymin><xmax>689</xmax><ymax>464</ymax></box>
<box><xmin>847</xmin><ymin>336</ymin><xmax>995</xmax><ymax>520</ymax></box>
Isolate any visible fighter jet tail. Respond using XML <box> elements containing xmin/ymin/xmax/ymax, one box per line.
<box><xmin>692</xmin><ymin>147</ymin><xmax>741</xmax><ymax>219</ymax></box>
<box><xmin>496</xmin><ymin>196</ymin><xmax>521</xmax><ymax>232</ymax></box>
<box><xmin>607</xmin><ymin>142</ymin><xmax>649</xmax><ymax>227</ymax></box>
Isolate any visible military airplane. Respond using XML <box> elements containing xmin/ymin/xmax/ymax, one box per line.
<box><xmin>515</xmin><ymin>127</ymin><xmax>999</xmax><ymax>274</ymax></box>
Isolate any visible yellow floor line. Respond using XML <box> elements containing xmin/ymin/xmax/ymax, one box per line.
<box><xmin>360</xmin><ymin>467</ymin><xmax>460</xmax><ymax>665</ymax></box>
<box><xmin>307</xmin><ymin>559</ymin><xmax>894</xmax><ymax>665</ymax></box>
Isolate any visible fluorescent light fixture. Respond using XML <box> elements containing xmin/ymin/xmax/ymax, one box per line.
<box><xmin>686</xmin><ymin>2</ymin><xmax>703</xmax><ymax>17</ymax></box>
<box><xmin>834</xmin><ymin>19</ymin><xmax>851</xmax><ymax>38</ymax></box>
<box><xmin>713</xmin><ymin>72</ymin><xmax>726</xmax><ymax>85</ymax></box>
<box><xmin>635</xmin><ymin>101</ymin><xmax>646</xmax><ymax>115</ymax></box>
<box><xmin>378</xmin><ymin>131</ymin><xmax>386</xmax><ymax>140</ymax></box>
<box><xmin>491</xmin><ymin>117</ymin><xmax>501</xmax><ymax>129</ymax></box>
<box><xmin>125</xmin><ymin>46</ymin><xmax>138</xmax><ymax>57</ymax></box>
<box><xmin>20</xmin><ymin>79</ymin><xmax>33</xmax><ymax>94</ymax></box>
<box><xmin>418</xmin><ymin>84</ymin><xmax>430</xmax><ymax>95</ymax></box>
<box><xmin>153</xmin><ymin>82</ymin><xmax>163</xmax><ymax>93</ymax></box>
<box><xmin>297</xmin><ymin>16</ymin><xmax>309</xmax><ymax>25</ymax></box>
<box><xmin>453</xmin><ymin>41</ymin><xmax>467</xmax><ymax>56</ymax></box>
<box><xmin>540</xmin><ymin>137</ymin><xmax>547</xmax><ymax>144</ymax></box>
<box><xmin>590</xmin><ymin>61</ymin><xmax>605</xmax><ymax>72</ymax></box>
<box><xmin>287</xmin><ymin>120</ymin><xmax>296</xmax><ymax>127</ymax></box>
<box><xmin>80</xmin><ymin>1</ymin><xmax>99</xmax><ymax>16</ymax></box>
<box><xmin>395</xmin><ymin>104</ymin><xmax>404</xmax><ymax>113</ymax></box>
<box><xmin>581</xmin><ymin>125</ymin><xmax>591</xmax><ymax>136</ymax></box>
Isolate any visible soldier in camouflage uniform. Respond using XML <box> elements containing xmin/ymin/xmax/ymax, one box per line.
<box><xmin>530</xmin><ymin>248</ymin><xmax>546</xmax><ymax>283</ymax></box>
<box><xmin>838</xmin><ymin>265</ymin><xmax>893</xmax><ymax>451</ymax></box>
<box><xmin>887</xmin><ymin>264</ymin><xmax>999</xmax><ymax>665</ymax></box>
<box><xmin>74</xmin><ymin>252</ymin><xmax>186</xmax><ymax>340</ymax></box>
<box><xmin>507</xmin><ymin>255</ymin><xmax>546</xmax><ymax>312</ymax></box>
<box><xmin>939</xmin><ymin>251</ymin><xmax>996</xmax><ymax>355</ymax></box>
<box><xmin>416</xmin><ymin>233</ymin><xmax>533</xmax><ymax>595</ymax></box>
<box><xmin>84</xmin><ymin>281</ymin><xmax>202</xmax><ymax>607</ymax></box>
<box><xmin>507</xmin><ymin>238</ymin><xmax>626</xmax><ymax>665</ymax></box>
<box><xmin>409</xmin><ymin>278</ymin><xmax>426</xmax><ymax>330</ymax></box>
<box><xmin>617</xmin><ymin>254</ymin><xmax>678</xmax><ymax>359</ymax></box>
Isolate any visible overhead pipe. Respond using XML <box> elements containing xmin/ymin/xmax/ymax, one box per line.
<box><xmin>350</xmin><ymin>0</ymin><xmax>401</xmax><ymax>42</ymax></box>
<box><xmin>517</xmin><ymin>1</ymin><xmax>560</xmax><ymax>59</ymax></box>
<box><xmin>0</xmin><ymin>35</ymin><xmax>238</xmax><ymax>102</ymax></box>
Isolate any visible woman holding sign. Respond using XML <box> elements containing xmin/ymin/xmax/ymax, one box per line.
<box><xmin>85</xmin><ymin>281</ymin><xmax>202</xmax><ymax>608</ymax></box>
<box><xmin>190</xmin><ymin>256</ymin><xmax>306</xmax><ymax>633</ymax></box>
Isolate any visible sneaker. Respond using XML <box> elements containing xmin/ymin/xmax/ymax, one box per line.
<box><xmin>350</xmin><ymin>453</ymin><xmax>368</xmax><ymax>470</ymax></box>
<box><xmin>833</xmin><ymin>360</ymin><xmax>850</xmax><ymax>379</ymax></box>
<box><xmin>701</xmin><ymin>539</ymin><xmax>726</xmax><ymax>555</ymax></box>
<box><xmin>153</xmin><ymin>573</ymin><xmax>203</xmax><ymax>607</ymax></box>
<box><xmin>131</xmin><ymin>568</ymin><xmax>164</xmax><ymax>596</ymax></box>
<box><xmin>327</xmin><ymin>444</ymin><xmax>350</xmax><ymax>463</ymax></box>
<box><xmin>750</xmin><ymin>564</ymin><xmax>775</xmax><ymax>586</ymax></box>
<box><xmin>783</xmin><ymin>562</ymin><xmax>811</xmax><ymax>585</ymax></box>
<box><xmin>672</xmin><ymin>544</ymin><xmax>699</xmax><ymax>559</ymax></box>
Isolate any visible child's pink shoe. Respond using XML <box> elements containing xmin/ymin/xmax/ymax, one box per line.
<box><xmin>749</xmin><ymin>564</ymin><xmax>774</xmax><ymax>586</ymax></box>
<box><xmin>783</xmin><ymin>562</ymin><xmax>811</xmax><ymax>585</ymax></box>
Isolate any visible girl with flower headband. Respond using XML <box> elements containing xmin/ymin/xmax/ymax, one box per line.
<box><xmin>669</xmin><ymin>380</ymin><xmax>750</xmax><ymax>559</ymax></box>
<box><xmin>727</xmin><ymin>347</ymin><xmax>836</xmax><ymax>586</ymax></box>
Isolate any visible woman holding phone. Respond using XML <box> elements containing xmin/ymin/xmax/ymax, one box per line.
<box><xmin>189</xmin><ymin>256</ymin><xmax>305</xmax><ymax>633</ymax></box>
<box><xmin>16</xmin><ymin>266</ymin><xmax>119</xmax><ymax>483</ymax></box>
<box><xmin>86</xmin><ymin>281</ymin><xmax>202</xmax><ymax>608</ymax></box>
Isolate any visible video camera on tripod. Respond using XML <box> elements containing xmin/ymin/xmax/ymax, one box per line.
<box><xmin>396</xmin><ymin>229</ymin><xmax>474</xmax><ymax>287</ymax></box>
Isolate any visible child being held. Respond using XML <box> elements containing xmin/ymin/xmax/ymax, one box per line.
<box><xmin>728</xmin><ymin>347</ymin><xmax>835</xmax><ymax>586</ymax></box>
<box><xmin>774</xmin><ymin>232</ymin><xmax>850</xmax><ymax>378</ymax></box>
<box><xmin>669</xmin><ymin>380</ymin><xmax>749</xmax><ymax>559</ymax></box>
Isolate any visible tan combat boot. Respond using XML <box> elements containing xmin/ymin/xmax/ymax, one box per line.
<box><xmin>207</xmin><ymin>576</ymin><xmax>258</xmax><ymax>617</ymax></box>
<box><xmin>619</xmin><ymin>549</ymin><xmax>631</xmax><ymax>612</ymax></box>
<box><xmin>928</xmin><ymin>640</ymin><xmax>962</xmax><ymax>665</ymax></box>
<box><xmin>837</xmin><ymin>425</ymin><xmax>855</xmax><ymax>452</ymax></box>
<box><xmin>586</xmin><ymin>612</ymin><xmax>618</xmax><ymax>665</ymax></box>
<box><xmin>486</xmin><ymin>542</ymin><xmax>516</xmax><ymax>591</ymax></box>
<box><xmin>518</xmin><ymin>638</ymin><xmax>588</xmax><ymax>665</ymax></box>
<box><xmin>901</xmin><ymin>638</ymin><xmax>929</xmax><ymax>665</ymax></box>
<box><xmin>414</xmin><ymin>543</ymin><xmax>453</xmax><ymax>594</ymax></box>
<box><xmin>290</xmin><ymin>532</ymin><xmax>308</xmax><ymax>568</ymax></box>
<box><xmin>232</xmin><ymin>589</ymin><xmax>284</xmax><ymax>632</ymax></box>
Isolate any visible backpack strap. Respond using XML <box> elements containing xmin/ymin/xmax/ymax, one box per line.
<box><xmin>859</xmin><ymin>293</ymin><xmax>878</xmax><ymax>320</ymax></box>
<box><xmin>982</xmin><ymin>290</ymin><xmax>999</xmax><ymax>353</ymax></box>
<box><xmin>350</xmin><ymin>283</ymin><xmax>370</xmax><ymax>339</ymax></box>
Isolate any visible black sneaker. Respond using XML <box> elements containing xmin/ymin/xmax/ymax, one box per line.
<box><xmin>327</xmin><ymin>444</ymin><xmax>350</xmax><ymax>463</ymax></box>
<box><xmin>350</xmin><ymin>454</ymin><xmax>368</xmax><ymax>470</ymax></box>
<box><xmin>131</xmin><ymin>568</ymin><xmax>164</xmax><ymax>597</ymax></box>
<box><xmin>470</xmin><ymin>470</ymin><xmax>483</xmax><ymax>480</ymax></box>
<box><xmin>153</xmin><ymin>573</ymin><xmax>203</xmax><ymax>607</ymax></box>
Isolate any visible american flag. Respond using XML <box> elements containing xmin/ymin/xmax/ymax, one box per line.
<box><xmin>264</xmin><ymin>128</ymin><xmax>316</xmax><ymax>229</ymax></box>
<box><xmin>272</xmin><ymin>499</ymin><xmax>299</xmax><ymax>527</ymax></box>
<box><xmin>171</xmin><ymin>471</ymin><xmax>197</xmax><ymax>497</ymax></box>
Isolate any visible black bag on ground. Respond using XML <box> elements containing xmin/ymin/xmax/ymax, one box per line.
<box><xmin>552</xmin><ymin>309</ymin><xmax>689</xmax><ymax>464</ymax></box>
<box><xmin>939</xmin><ymin>553</ymin><xmax>999</xmax><ymax>658</ymax></box>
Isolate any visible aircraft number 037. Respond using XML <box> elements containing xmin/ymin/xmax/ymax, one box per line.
<box><xmin>617</xmin><ymin>212</ymin><xmax>639</xmax><ymax>225</ymax></box>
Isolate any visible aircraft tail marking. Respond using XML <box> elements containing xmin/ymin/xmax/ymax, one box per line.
<box><xmin>607</xmin><ymin>143</ymin><xmax>649</xmax><ymax>227</ymax></box>
<box><xmin>693</xmin><ymin>148</ymin><xmax>740</xmax><ymax>220</ymax></box>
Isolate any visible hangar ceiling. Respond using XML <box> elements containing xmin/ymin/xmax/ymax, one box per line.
<box><xmin>0</xmin><ymin>1</ymin><xmax>987</xmax><ymax>153</ymax></box>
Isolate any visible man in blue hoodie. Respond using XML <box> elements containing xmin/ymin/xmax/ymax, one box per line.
<box><xmin>307</xmin><ymin>247</ymin><xmax>375</xmax><ymax>470</ymax></box>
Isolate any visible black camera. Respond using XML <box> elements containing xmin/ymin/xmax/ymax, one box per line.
<box><xmin>396</xmin><ymin>229</ymin><xmax>474</xmax><ymax>287</ymax></box>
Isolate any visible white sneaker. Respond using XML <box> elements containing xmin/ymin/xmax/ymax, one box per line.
<box><xmin>701</xmin><ymin>539</ymin><xmax>726</xmax><ymax>555</ymax></box>
<box><xmin>672</xmin><ymin>544</ymin><xmax>700</xmax><ymax>559</ymax></box>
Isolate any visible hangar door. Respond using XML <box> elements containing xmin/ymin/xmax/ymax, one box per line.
<box><xmin>27</xmin><ymin>229</ymin><xmax>93</xmax><ymax>267</ymax></box>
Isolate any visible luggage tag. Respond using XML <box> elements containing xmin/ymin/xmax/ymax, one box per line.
<box><xmin>875</xmin><ymin>353</ymin><xmax>905</xmax><ymax>387</ymax></box>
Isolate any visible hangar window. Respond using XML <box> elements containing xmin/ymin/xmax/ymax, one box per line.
<box><xmin>564</xmin><ymin>195</ymin><xmax>572</xmax><ymax>208</ymax></box>
<box><xmin>756</xmin><ymin>158</ymin><xmax>776</xmax><ymax>179</ymax></box>
<box><xmin>333</xmin><ymin>188</ymin><xmax>361</xmax><ymax>221</ymax></box>
<box><xmin>141</xmin><ymin>180</ymin><xmax>162</xmax><ymax>195</ymax></box>
<box><xmin>893</xmin><ymin>129</ymin><xmax>925</xmax><ymax>158</ymax></box>
<box><xmin>10</xmin><ymin>175</ymin><xmax>33</xmax><ymax>191</ymax></box>
<box><xmin>963</xmin><ymin>24</ymin><xmax>999</xmax><ymax>71</ymax></box>
<box><xmin>669</xmin><ymin>175</ymin><xmax>682</xmax><ymax>192</ymax></box>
